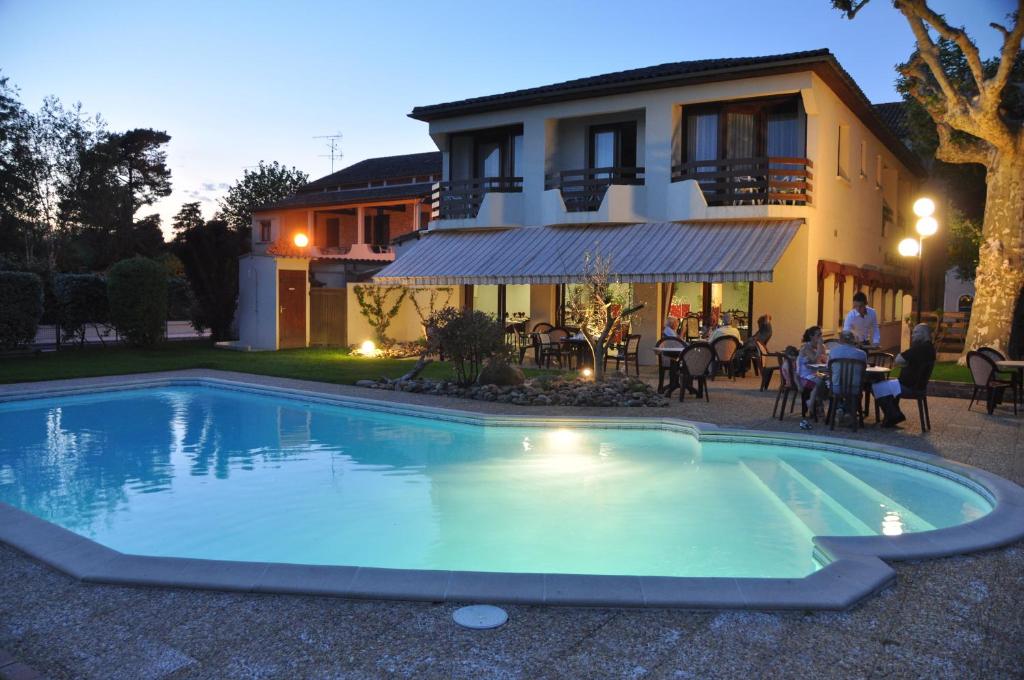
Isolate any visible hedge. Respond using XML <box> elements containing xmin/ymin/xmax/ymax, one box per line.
<box><xmin>0</xmin><ymin>271</ymin><xmax>44</xmax><ymax>349</ymax></box>
<box><xmin>54</xmin><ymin>273</ymin><xmax>110</xmax><ymax>346</ymax></box>
<box><xmin>107</xmin><ymin>257</ymin><xmax>167</xmax><ymax>347</ymax></box>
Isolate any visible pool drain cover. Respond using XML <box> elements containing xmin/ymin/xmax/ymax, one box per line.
<box><xmin>453</xmin><ymin>604</ymin><xmax>508</xmax><ymax>629</ymax></box>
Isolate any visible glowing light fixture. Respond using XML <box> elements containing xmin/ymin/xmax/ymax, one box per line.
<box><xmin>912</xmin><ymin>197</ymin><xmax>935</xmax><ymax>218</ymax></box>
<box><xmin>898</xmin><ymin>238</ymin><xmax>920</xmax><ymax>257</ymax></box>
<box><xmin>581</xmin><ymin>368</ymin><xmax>593</xmax><ymax>378</ymax></box>
<box><xmin>293</xmin><ymin>232</ymin><xmax>309</xmax><ymax>248</ymax></box>
<box><xmin>359</xmin><ymin>340</ymin><xmax>377</xmax><ymax>356</ymax></box>
<box><xmin>915</xmin><ymin>216</ymin><xmax>938</xmax><ymax>237</ymax></box>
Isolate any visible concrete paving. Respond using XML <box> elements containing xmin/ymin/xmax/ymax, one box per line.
<box><xmin>1</xmin><ymin>369</ymin><xmax>1022</xmax><ymax>679</ymax></box>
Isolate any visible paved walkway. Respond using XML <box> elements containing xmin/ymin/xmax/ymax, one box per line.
<box><xmin>1</xmin><ymin>369</ymin><xmax>1022</xmax><ymax>679</ymax></box>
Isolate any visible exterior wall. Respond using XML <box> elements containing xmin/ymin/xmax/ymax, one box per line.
<box><xmin>236</xmin><ymin>255</ymin><xmax>309</xmax><ymax>350</ymax></box>
<box><xmin>346</xmin><ymin>285</ymin><xmax>465</xmax><ymax>347</ymax></box>
<box><xmin>753</xmin><ymin>223</ymin><xmax>810</xmax><ymax>349</ymax></box>
<box><xmin>238</xmin><ymin>255</ymin><xmax>279</xmax><ymax>350</ymax></box>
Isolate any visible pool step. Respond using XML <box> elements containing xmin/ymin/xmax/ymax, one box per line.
<box><xmin>781</xmin><ymin>457</ymin><xmax>936</xmax><ymax>535</ymax></box>
<box><xmin>740</xmin><ymin>458</ymin><xmax>873</xmax><ymax>538</ymax></box>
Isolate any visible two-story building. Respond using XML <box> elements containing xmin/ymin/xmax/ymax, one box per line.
<box><xmin>236</xmin><ymin>152</ymin><xmax>440</xmax><ymax>350</ymax></box>
<box><xmin>375</xmin><ymin>49</ymin><xmax>924</xmax><ymax>359</ymax></box>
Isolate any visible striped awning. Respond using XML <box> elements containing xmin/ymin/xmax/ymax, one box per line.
<box><xmin>374</xmin><ymin>220</ymin><xmax>803</xmax><ymax>285</ymax></box>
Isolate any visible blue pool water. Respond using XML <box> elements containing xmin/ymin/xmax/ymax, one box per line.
<box><xmin>0</xmin><ymin>385</ymin><xmax>991</xmax><ymax>579</ymax></box>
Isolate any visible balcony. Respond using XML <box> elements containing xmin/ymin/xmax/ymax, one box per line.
<box><xmin>545</xmin><ymin>166</ymin><xmax>645</xmax><ymax>213</ymax></box>
<box><xmin>671</xmin><ymin>157</ymin><xmax>813</xmax><ymax>206</ymax></box>
<box><xmin>431</xmin><ymin>177</ymin><xmax>523</xmax><ymax>221</ymax></box>
<box><xmin>312</xmin><ymin>243</ymin><xmax>394</xmax><ymax>261</ymax></box>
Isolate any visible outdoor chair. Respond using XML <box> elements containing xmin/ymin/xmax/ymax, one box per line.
<box><xmin>532</xmin><ymin>333</ymin><xmax>563</xmax><ymax>369</ymax></box>
<box><xmin>886</xmin><ymin>359</ymin><xmax>935</xmax><ymax>431</ymax></box>
<box><xmin>532</xmin><ymin>322</ymin><xmax>554</xmax><ymax>334</ymax></box>
<box><xmin>655</xmin><ymin>337</ymin><xmax>686</xmax><ymax>392</ymax></box>
<box><xmin>755</xmin><ymin>340</ymin><xmax>779</xmax><ymax>391</ymax></box>
<box><xmin>868</xmin><ymin>351</ymin><xmax>895</xmax><ymax>368</ymax></box>
<box><xmin>678</xmin><ymin>342</ymin><xmax>714</xmax><ymax>403</ymax></box>
<box><xmin>681</xmin><ymin>314</ymin><xmax>701</xmax><ymax>341</ymax></box>
<box><xmin>772</xmin><ymin>354</ymin><xmax>801</xmax><ymax>420</ymax></box>
<box><xmin>825</xmin><ymin>358</ymin><xmax>867</xmax><ymax>431</ymax></box>
<box><xmin>967</xmin><ymin>350</ymin><xmax>1018</xmax><ymax>415</ymax></box>
<box><xmin>605</xmin><ymin>334</ymin><xmax>641</xmax><ymax>376</ymax></box>
<box><xmin>978</xmin><ymin>346</ymin><xmax>1020</xmax><ymax>393</ymax></box>
<box><xmin>546</xmin><ymin>327</ymin><xmax>574</xmax><ymax>369</ymax></box>
<box><xmin>710</xmin><ymin>335</ymin><xmax>742</xmax><ymax>380</ymax></box>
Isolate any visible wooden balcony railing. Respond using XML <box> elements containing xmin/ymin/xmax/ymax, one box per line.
<box><xmin>431</xmin><ymin>177</ymin><xmax>523</xmax><ymax>220</ymax></box>
<box><xmin>671</xmin><ymin>157</ymin><xmax>812</xmax><ymax>206</ymax></box>
<box><xmin>545</xmin><ymin>166</ymin><xmax>645</xmax><ymax>213</ymax></box>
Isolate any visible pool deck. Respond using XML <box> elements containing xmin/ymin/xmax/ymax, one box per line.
<box><xmin>1</xmin><ymin>369</ymin><xmax>1023</xmax><ymax>678</ymax></box>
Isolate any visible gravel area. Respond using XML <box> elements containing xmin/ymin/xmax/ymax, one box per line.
<box><xmin>1</xmin><ymin>368</ymin><xmax>1022</xmax><ymax>679</ymax></box>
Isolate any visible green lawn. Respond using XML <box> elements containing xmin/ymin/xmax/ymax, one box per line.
<box><xmin>0</xmin><ymin>342</ymin><xmax>465</xmax><ymax>385</ymax></box>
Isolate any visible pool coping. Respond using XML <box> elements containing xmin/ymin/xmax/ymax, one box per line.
<box><xmin>1</xmin><ymin>372</ymin><xmax>1023</xmax><ymax>611</ymax></box>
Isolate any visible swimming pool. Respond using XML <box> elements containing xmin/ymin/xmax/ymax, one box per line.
<box><xmin>0</xmin><ymin>382</ymin><xmax>996</xmax><ymax>585</ymax></box>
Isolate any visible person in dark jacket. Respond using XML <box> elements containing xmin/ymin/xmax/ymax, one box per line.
<box><xmin>872</xmin><ymin>323</ymin><xmax>937</xmax><ymax>427</ymax></box>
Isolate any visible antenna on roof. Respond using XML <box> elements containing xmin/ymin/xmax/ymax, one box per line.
<box><xmin>314</xmin><ymin>133</ymin><xmax>344</xmax><ymax>173</ymax></box>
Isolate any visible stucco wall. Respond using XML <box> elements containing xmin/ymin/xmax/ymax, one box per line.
<box><xmin>346</xmin><ymin>285</ymin><xmax>464</xmax><ymax>347</ymax></box>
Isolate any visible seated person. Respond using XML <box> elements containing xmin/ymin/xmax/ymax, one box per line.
<box><xmin>843</xmin><ymin>291</ymin><xmax>881</xmax><ymax>346</ymax></box>
<box><xmin>663</xmin><ymin>315</ymin><xmax>680</xmax><ymax>338</ymax></box>
<box><xmin>871</xmin><ymin>323</ymin><xmax>937</xmax><ymax>427</ymax></box>
<box><xmin>797</xmin><ymin>326</ymin><xmax>827</xmax><ymax>420</ymax></box>
<box><xmin>709</xmin><ymin>313</ymin><xmax>741</xmax><ymax>344</ymax></box>
<box><xmin>735</xmin><ymin>313</ymin><xmax>773</xmax><ymax>376</ymax></box>
<box><xmin>828</xmin><ymin>330</ymin><xmax>868</xmax><ymax>415</ymax></box>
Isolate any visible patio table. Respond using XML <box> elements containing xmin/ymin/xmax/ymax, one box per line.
<box><xmin>996</xmin><ymin>360</ymin><xmax>1024</xmax><ymax>409</ymax></box>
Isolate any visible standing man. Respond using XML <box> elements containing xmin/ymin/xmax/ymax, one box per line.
<box><xmin>843</xmin><ymin>291</ymin><xmax>880</xmax><ymax>346</ymax></box>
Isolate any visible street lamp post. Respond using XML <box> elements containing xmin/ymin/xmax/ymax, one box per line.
<box><xmin>898</xmin><ymin>198</ymin><xmax>938</xmax><ymax>325</ymax></box>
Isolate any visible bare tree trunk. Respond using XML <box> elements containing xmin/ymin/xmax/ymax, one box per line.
<box><xmin>962</xmin><ymin>149</ymin><xmax>1024</xmax><ymax>356</ymax></box>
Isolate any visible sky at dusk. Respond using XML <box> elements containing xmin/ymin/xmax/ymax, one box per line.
<box><xmin>0</xmin><ymin>0</ymin><xmax>1014</xmax><ymax>239</ymax></box>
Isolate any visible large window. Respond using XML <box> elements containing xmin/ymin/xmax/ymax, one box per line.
<box><xmin>682</xmin><ymin>96</ymin><xmax>806</xmax><ymax>164</ymax></box>
<box><xmin>588</xmin><ymin>121</ymin><xmax>637</xmax><ymax>175</ymax></box>
<box><xmin>448</xmin><ymin>126</ymin><xmax>524</xmax><ymax>181</ymax></box>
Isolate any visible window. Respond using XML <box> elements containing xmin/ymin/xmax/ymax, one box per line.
<box><xmin>325</xmin><ymin>217</ymin><xmax>340</xmax><ymax>249</ymax></box>
<box><xmin>259</xmin><ymin>220</ymin><xmax>271</xmax><ymax>242</ymax></box>
<box><xmin>588</xmin><ymin>122</ymin><xmax>638</xmax><ymax>175</ymax></box>
<box><xmin>875</xmin><ymin>155</ymin><xmax>883</xmax><ymax>189</ymax></box>
<box><xmin>837</xmin><ymin>125</ymin><xmax>850</xmax><ymax>179</ymax></box>
<box><xmin>859</xmin><ymin>141</ymin><xmax>868</xmax><ymax>178</ymax></box>
<box><xmin>363</xmin><ymin>211</ymin><xmax>390</xmax><ymax>247</ymax></box>
<box><xmin>448</xmin><ymin>126</ymin><xmax>524</xmax><ymax>181</ymax></box>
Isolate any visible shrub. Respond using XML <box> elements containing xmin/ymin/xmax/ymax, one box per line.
<box><xmin>0</xmin><ymin>271</ymin><xmax>44</xmax><ymax>349</ymax></box>
<box><xmin>428</xmin><ymin>306</ymin><xmax>507</xmax><ymax>385</ymax></box>
<box><xmin>54</xmin><ymin>273</ymin><xmax>110</xmax><ymax>346</ymax></box>
<box><xmin>166</xmin><ymin>276</ymin><xmax>195</xmax><ymax>321</ymax></box>
<box><xmin>107</xmin><ymin>257</ymin><xmax>167</xmax><ymax>347</ymax></box>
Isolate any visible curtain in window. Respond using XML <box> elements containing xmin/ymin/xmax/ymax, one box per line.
<box><xmin>725</xmin><ymin>112</ymin><xmax>756</xmax><ymax>159</ymax></box>
<box><xmin>686</xmin><ymin>113</ymin><xmax>718</xmax><ymax>164</ymax></box>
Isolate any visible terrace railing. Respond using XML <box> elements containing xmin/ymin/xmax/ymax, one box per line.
<box><xmin>545</xmin><ymin>166</ymin><xmax>645</xmax><ymax>213</ymax></box>
<box><xmin>431</xmin><ymin>177</ymin><xmax>523</xmax><ymax>220</ymax></box>
<box><xmin>671</xmin><ymin>157</ymin><xmax>813</xmax><ymax>206</ymax></box>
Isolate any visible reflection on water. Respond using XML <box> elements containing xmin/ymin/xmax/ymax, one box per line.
<box><xmin>0</xmin><ymin>386</ymin><xmax>993</xmax><ymax>579</ymax></box>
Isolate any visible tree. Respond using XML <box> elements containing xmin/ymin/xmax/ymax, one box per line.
<box><xmin>563</xmin><ymin>250</ymin><xmax>644</xmax><ymax>382</ymax></box>
<box><xmin>0</xmin><ymin>75</ymin><xmax>40</xmax><ymax>261</ymax></box>
<box><xmin>409</xmin><ymin>286</ymin><xmax>454</xmax><ymax>335</ymax></box>
<box><xmin>947</xmin><ymin>209</ymin><xmax>983</xmax><ymax>281</ymax></box>
<box><xmin>94</xmin><ymin>128</ymin><xmax>172</xmax><ymax>237</ymax></box>
<box><xmin>171</xmin><ymin>201</ymin><xmax>204</xmax><ymax>239</ymax></box>
<box><xmin>218</xmin><ymin>161</ymin><xmax>308</xmax><ymax>246</ymax></box>
<box><xmin>174</xmin><ymin>219</ymin><xmax>241</xmax><ymax>341</ymax></box>
<box><xmin>835</xmin><ymin>0</ymin><xmax>1024</xmax><ymax>356</ymax></box>
<box><xmin>352</xmin><ymin>284</ymin><xmax>407</xmax><ymax>345</ymax></box>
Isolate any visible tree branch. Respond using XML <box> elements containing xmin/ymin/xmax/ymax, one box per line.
<box><xmin>933</xmin><ymin>123</ymin><xmax>992</xmax><ymax>165</ymax></box>
<box><xmin>896</xmin><ymin>2</ymin><xmax>972</xmax><ymax>109</ymax></box>
<box><xmin>898</xmin><ymin>0</ymin><xmax>987</xmax><ymax>95</ymax></box>
<box><xmin>987</xmin><ymin>2</ymin><xmax>1024</xmax><ymax>95</ymax></box>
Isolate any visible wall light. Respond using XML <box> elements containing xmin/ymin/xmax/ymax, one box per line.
<box><xmin>293</xmin><ymin>233</ymin><xmax>309</xmax><ymax>248</ymax></box>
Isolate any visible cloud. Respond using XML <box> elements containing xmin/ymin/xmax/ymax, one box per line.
<box><xmin>200</xmin><ymin>182</ymin><xmax>230</xmax><ymax>192</ymax></box>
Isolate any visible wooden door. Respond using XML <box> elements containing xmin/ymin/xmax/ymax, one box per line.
<box><xmin>278</xmin><ymin>270</ymin><xmax>307</xmax><ymax>349</ymax></box>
